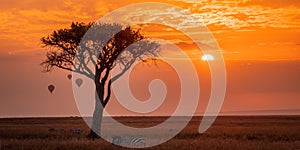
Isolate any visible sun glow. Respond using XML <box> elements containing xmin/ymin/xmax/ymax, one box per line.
<box><xmin>201</xmin><ymin>54</ymin><xmax>214</xmax><ymax>61</ymax></box>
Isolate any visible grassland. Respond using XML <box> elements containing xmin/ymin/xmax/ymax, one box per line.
<box><xmin>0</xmin><ymin>116</ymin><xmax>299</xmax><ymax>150</ymax></box>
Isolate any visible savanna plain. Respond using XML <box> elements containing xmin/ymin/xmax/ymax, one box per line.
<box><xmin>0</xmin><ymin>116</ymin><xmax>299</xmax><ymax>150</ymax></box>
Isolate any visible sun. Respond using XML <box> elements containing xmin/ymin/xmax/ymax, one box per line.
<box><xmin>201</xmin><ymin>54</ymin><xmax>214</xmax><ymax>61</ymax></box>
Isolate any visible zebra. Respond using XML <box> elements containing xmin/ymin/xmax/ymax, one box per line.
<box><xmin>112</xmin><ymin>136</ymin><xmax>146</xmax><ymax>148</ymax></box>
<box><xmin>71</xmin><ymin>128</ymin><xmax>82</xmax><ymax>134</ymax></box>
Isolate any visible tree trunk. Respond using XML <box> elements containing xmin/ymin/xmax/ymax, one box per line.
<box><xmin>88</xmin><ymin>92</ymin><xmax>104</xmax><ymax>139</ymax></box>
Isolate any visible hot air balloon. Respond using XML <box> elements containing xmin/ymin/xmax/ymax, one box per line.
<box><xmin>48</xmin><ymin>84</ymin><xmax>55</xmax><ymax>93</ymax></box>
<box><xmin>67</xmin><ymin>74</ymin><xmax>72</xmax><ymax>80</ymax></box>
<box><xmin>75</xmin><ymin>78</ymin><xmax>83</xmax><ymax>87</ymax></box>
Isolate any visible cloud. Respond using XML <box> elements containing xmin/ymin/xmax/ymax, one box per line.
<box><xmin>0</xmin><ymin>0</ymin><xmax>119</xmax><ymax>55</ymax></box>
<box><xmin>0</xmin><ymin>0</ymin><xmax>299</xmax><ymax>58</ymax></box>
<box><xmin>239</xmin><ymin>0</ymin><xmax>300</xmax><ymax>8</ymax></box>
<box><xmin>170</xmin><ymin>0</ymin><xmax>300</xmax><ymax>30</ymax></box>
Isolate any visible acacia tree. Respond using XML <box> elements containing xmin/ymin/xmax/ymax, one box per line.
<box><xmin>41</xmin><ymin>22</ymin><xmax>160</xmax><ymax>139</ymax></box>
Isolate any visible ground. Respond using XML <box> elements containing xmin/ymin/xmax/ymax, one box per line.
<box><xmin>0</xmin><ymin>116</ymin><xmax>299</xmax><ymax>150</ymax></box>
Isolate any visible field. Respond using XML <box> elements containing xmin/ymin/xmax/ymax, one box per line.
<box><xmin>0</xmin><ymin>116</ymin><xmax>299</xmax><ymax>150</ymax></box>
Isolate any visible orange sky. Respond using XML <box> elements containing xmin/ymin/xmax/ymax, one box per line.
<box><xmin>0</xmin><ymin>0</ymin><xmax>299</xmax><ymax>117</ymax></box>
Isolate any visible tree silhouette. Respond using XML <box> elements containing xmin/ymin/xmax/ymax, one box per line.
<box><xmin>41</xmin><ymin>22</ymin><xmax>160</xmax><ymax>139</ymax></box>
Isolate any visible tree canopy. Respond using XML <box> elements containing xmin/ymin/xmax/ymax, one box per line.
<box><xmin>41</xmin><ymin>22</ymin><xmax>160</xmax><ymax>107</ymax></box>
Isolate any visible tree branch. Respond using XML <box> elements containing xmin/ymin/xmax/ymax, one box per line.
<box><xmin>53</xmin><ymin>64</ymin><xmax>93</xmax><ymax>79</ymax></box>
<box><xmin>101</xmin><ymin>68</ymin><xmax>110</xmax><ymax>84</ymax></box>
<box><xmin>111</xmin><ymin>57</ymin><xmax>137</xmax><ymax>83</ymax></box>
<box><xmin>103</xmin><ymin>79</ymin><xmax>112</xmax><ymax>107</ymax></box>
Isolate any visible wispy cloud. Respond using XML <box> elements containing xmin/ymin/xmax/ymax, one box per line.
<box><xmin>169</xmin><ymin>0</ymin><xmax>300</xmax><ymax>29</ymax></box>
<box><xmin>0</xmin><ymin>0</ymin><xmax>299</xmax><ymax>60</ymax></box>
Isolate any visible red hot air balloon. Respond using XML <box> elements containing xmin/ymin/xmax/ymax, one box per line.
<box><xmin>75</xmin><ymin>78</ymin><xmax>83</xmax><ymax>87</ymax></box>
<box><xmin>48</xmin><ymin>84</ymin><xmax>55</xmax><ymax>93</ymax></box>
<box><xmin>67</xmin><ymin>74</ymin><xmax>72</xmax><ymax>80</ymax></box>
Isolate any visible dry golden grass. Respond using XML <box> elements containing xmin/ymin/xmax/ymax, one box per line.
<box><xmin>0</xmin><ymin>116</ymin><xmax>299</xmax><ymax>150</ymax></box>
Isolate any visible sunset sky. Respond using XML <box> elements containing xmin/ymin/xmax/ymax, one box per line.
<box><xmin>0</xmin><ymin>0</ymin><xmax>299</xmax><ymax>117</ymax></box>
